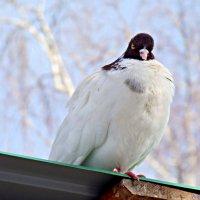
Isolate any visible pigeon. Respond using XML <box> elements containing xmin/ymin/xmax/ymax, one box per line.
<box><xmin>49</xmin><ymin>33</ymin><xmax>174</xmax><ymax>178</ymax></box>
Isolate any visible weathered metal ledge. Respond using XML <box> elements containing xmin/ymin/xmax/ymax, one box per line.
<box><xmin>0</xmin><ymin>151</ymin><xmax>199</xmax><ymax>200</ymax></box>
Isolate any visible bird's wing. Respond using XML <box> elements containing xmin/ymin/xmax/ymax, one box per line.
<box><xmin>49</xmin><ymin>72</ymin><xmax>111</xmax><ymax>165</ymax></box>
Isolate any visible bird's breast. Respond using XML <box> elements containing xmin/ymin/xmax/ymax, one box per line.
<box><xmin>100</xmin><ymin>66</ymin><xmax>174</xmax><ymax>171</ymax></box>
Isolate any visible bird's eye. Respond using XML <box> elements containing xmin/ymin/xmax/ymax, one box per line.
<box><xmin>131</xmin><ymin>44</ymin><xmax>135</xmax><ymax>49</ymax></box>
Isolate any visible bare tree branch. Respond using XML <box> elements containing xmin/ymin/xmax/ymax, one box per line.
<box><xmin>0</xmin><ymin>1</ymin><xmax>75</xmax><ymax>95</ymax></box>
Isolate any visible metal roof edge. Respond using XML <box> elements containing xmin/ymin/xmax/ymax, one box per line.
<box><xmin>0</xmin><ymin>150</ymin><xmax>199</xmax><ymax>192</ymax></box>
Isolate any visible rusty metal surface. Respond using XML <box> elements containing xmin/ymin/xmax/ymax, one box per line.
<box><xmin>100</xmin><ymin>179</ymin><xmax>199</xmax><ymax>200</ymax></box>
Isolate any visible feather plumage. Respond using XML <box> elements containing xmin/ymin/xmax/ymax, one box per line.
<box><xmin>49</xmin><ymin>57</ymin><xmax>174</xmax><ymax>172</ymax></box>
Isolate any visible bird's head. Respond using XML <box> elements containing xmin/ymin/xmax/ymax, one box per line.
<box><xmin>124</xmin><ymin>33</ymin><xmax>155</xmax><ymax>61</ymax></box>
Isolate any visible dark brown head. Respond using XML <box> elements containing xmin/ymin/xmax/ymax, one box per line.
<box><xmin>123</xmin><ymin>33</ymin><xmax>155</xmax><ymax>61</ymax></box>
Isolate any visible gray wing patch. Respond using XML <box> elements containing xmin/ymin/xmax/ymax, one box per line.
<box><xmin>125</xmin><ymin>79</ymin><xmax>145</xmax><ymax>93</ymax></box>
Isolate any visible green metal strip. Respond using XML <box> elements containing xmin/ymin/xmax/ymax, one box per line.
<box><xmin>0</xmin><ymin>150</ymin><xmax>126</xmax><ymax>178</ymax></box>
<box><xmin>0</xmin><ymin>151</ymin><xmax>199</xmax><ymax>191</ymax></box>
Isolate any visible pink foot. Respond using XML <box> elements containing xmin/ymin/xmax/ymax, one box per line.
<box><xmin>113</xmin><ymin>167</ymin><xmax>121</xmax><ymax>173</ymax></box>
<box><xmin>113</xmin><ymin>168</ymin><xmax>146</xmax><ymax>180</ymax></box>
<box><xmin>137</xmin><ymin>174</ymin><xmax>146</xmax><ymax>178</ymax></box>
<box><xmin>125</xmin><ymin>171</ymin><xmax>146</xmax><ymax>180</ymax></box>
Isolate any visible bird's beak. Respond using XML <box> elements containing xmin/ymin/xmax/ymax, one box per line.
<box><xmin>139</xmin><ymin>48</ymin><xmax>149</xmax><ymax>60</ymax></box>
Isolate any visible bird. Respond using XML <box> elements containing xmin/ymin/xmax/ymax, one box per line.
<box><xmin>49</xmin><ymin>33</ymin><xmax>174</xmax><ymax>179</ymax></box>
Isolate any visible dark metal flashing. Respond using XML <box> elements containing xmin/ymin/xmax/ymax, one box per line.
<box><xmin>0</xmin><ymin>151</ymin><xmax>122</xmax><ymax>200</ymax></box>
<box><xmin>0</xmin><ymin>151</ymin><xmax>199</xmax><ymax>200</ymax></box>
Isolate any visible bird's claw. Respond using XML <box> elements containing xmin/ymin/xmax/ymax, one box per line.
<box><xmin>113</xmin><ymin>168</ymin><xmax>146</xmax><ymax>180</ymax></box>
<box><xmin>113</xmin><ymin>168</ymin><xmax>121</xmax><ymax>173</ymax></box>
<box><xmin>125</xmin><ymin>171</ymin><xmax>146</xmax><ymax>180</ymax></box>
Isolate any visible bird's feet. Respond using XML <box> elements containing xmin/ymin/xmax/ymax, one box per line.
<box><xmin>125</xmin><ymin>171</ymin><xmax>146</xmax><ymax>180</ymax></box>
<box><xmin>113</xmin><ymin>168</ymin><xmax>146</xmax><ymax>180</ymax></box>
<box><xmin>113</xmin><ymin>167</ymin><xmax>121</xmax><ymax>173</ymax></box>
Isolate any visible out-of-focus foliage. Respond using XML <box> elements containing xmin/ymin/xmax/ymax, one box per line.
<box><xmin>0</xmin><ymin>0</ymin><xmax>199</xmax><ymax>186</ymax></box>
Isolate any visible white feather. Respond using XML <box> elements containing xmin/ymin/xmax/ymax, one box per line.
<box><xmin>49</xmin><ymin>59</ymin><xmax>174</xmax><ymax>172</ymax></box>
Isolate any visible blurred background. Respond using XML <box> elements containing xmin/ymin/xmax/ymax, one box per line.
<box><xmin>0</xmin><ymin>0</ymin><xmax>199</xmax><ymax>186</ymax></box>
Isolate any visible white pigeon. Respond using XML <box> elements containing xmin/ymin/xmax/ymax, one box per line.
<box><xmin>49</xmin><ymin>33</ymin><xmax>174</xmax><ymax>177</ymax></box>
